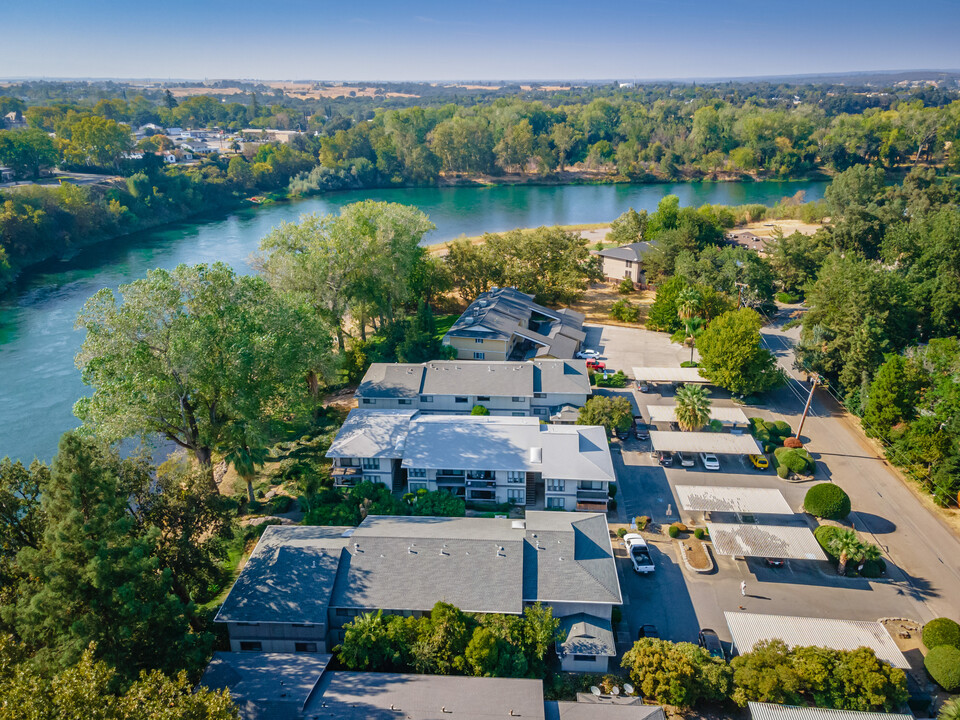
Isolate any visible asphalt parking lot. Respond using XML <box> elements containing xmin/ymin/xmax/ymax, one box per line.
<box><xmin>587</xmin><ymin>323</ymin><xmax>942</xmax><ymax>659</ymax></box>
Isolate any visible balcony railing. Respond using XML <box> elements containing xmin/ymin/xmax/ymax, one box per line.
<box><xmin>332</xmin><ymin>466</ymin><xmax>363</xmax><ymax>486</ymax></box>
<box><xmin>576</xmin><ymin>489</ymin><xmax>609</xmax><ymax>502</ymax></box>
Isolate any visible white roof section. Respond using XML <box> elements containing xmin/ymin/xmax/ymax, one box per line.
<box><xmin>707</xmin><ymin>522</ymin><xmax>825</xmax><ymax>560</ymax></box>
<box><xmin>401</xmin><ymin>415</ymin><xmax>615</xmax><ymax>482</ymax></box>
<box><xmin>632</xmin><ymin>367</ymin><xmax>707</xmax><ymax>383</ymax></box>
<box><xmin>649</xmin><ymin>431</ymin><xmax>761</xmax><ymax>454</ymax></box>
<box><xmin>325</xmin><ymin>409</ymin><xmax>417</xmax><ymax>459</ymax></box>
<box><xmin>749</xmin><ymin>703</ymin><xmax>914</xmax><ymax>720</ymax></box>
<box><xmin>646</xmin><ymin>404</ymin><xmax>749</xmax><ymax>425</ymax></box>
<box><xmin>726</xmin><ymin>612</ymin><xmax>909</xmax><ymax>669</ymax></box>
<box><xmin>676</xmin><ymin>486</ymin><xmax>793</xmax><ymax>514</ymax></box>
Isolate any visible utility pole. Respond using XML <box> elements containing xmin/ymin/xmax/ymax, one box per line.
<box><xmin>797</xmin><ymin>374</ymin><xmax>819</xmax><ymax>439</ymax></box>
<box><xmin>734</xmin><ymin>281</ymin><xmax>747</xmax><ymax>309</ymax></box>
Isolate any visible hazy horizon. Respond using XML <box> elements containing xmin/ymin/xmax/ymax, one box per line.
<box><xmin>5</xmin><ymin>0</ymin><xmax>959</xmax><ymax>81</ymax></box>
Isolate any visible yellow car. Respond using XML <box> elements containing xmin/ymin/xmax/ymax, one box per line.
<box><xmin>748</xmin><ymin>454</ymin><xmax>769</xmax><ymax>470</ymax></box>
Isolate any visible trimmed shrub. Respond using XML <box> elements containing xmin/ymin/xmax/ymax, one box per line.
<box><xmin>772</xmin><ymin>420</ymin><xmax>792</xmax><ymax>437</ymax></box>
<box><xmin>763</xmin><ymin>420</ymin><xmax>779</xmax><ymax>434</ymax></box>
<box><xmin>471</xmin><ymin>404</ymin><xmax>490</xmax><ymax>416</ymax></box>
<box><xmin>610</xmin><ymin>299</ymin><xmax>641</xmax><ymax>323</ymax></box>
<box><xmin>680</xmin><ymin>360</ymin><xmax>699</xmax><ymax>368</ymax></box>
<box><xmin>804</xmin><ymin>483</ymin><xmax>851</xmax><ymax>519</ymax></box>
<box><xmin>776</xmin><ymin>464</ymin><xmax>789</xmax><ymax>479</ymax></box>
<box><xmin>783</xmin><ymin>437</ymin><xmax>803</xmax><ymax>449</ymax></box>
<box><xmin>814</xmin><ymin>525</ymin><xmax>843</xmax><ymax>561</ymax></box>
<box><xmin>775</xmin><ymin>447</ymin><xmax>815</xmax><ymax>476</ymax></box>
<box><xmin>668</xmin><ymin>524</ymin><xmax>680</xmax><ymax>538</ymax></box>
<box><xmin>673</xmin><ymin>522</ymin><xmax>688</xmax><ymax>533</ymax></box>
<box><xmin>618</xmin><ymin>277</ymin><xmax>635</xmax><ymax>295</ymax></box>
<box><xmin>924</xmin><ymin>645</ymin><xmax>960</xmax><ymax>691</ymax></box>
<box><xmin>595</xmin><ymin>370</ymin><xmax>628</xmax><ymax>388</ymax></box>
<box><xmin>636</xmin><ymin>515</ymin><xmax>650</xmax><ymax>531</ymax></box>
<box><xmin>617</xmin><ymin>527</ymin><xmax>628</xmax><ymax>538</ymax></box>
<box><xmin>612</xmin><ymin>606</ymin><xmax>623</xmax><ymax>624</ymax></box>
<box><xmin>693</xmin><ymin>527</ymin><xmax>705</xmax><ymax>539</ymax></box>
<box><xmin>923</xmin><ymin>617</ymin><xmax>960</xmax><ymax>650</ymax></box>
<box><xmin>608</xmin><ymin>484</ymin><xmax>618</xmax><ymax>499</ymax></box>
<box><xmin>860</xmin><ymin>557</ymin><xmax>886</xmax><ymax>578</ymax></box>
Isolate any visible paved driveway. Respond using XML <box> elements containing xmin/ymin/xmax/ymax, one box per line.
<box><xmin>582</xmin><ymin>324</ymin><xmax>693</xmax><ymax>377</ymax></box>
<box><xmin>592</xmin><ymin>322</ymin><xmax>955</xmax><ymax>656</ymax></box>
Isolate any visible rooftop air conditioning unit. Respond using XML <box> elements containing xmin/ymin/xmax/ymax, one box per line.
<box><xmin>530</xmin><ymin>447</ymin><xmax>542</xmax><ymax>464</ymax></box>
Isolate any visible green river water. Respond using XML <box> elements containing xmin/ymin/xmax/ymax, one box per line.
<box><xmin>0</xmin><ymin>180</ymin><xmax>827</xmax><ymax>461</ymax></box>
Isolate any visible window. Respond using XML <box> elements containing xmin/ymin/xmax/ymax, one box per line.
<box><xmin>507</xmin><ymin>471</ymin><xmax>525</xmax><ymax>484</ymax></box>
<box><xmin>339</xmin><ymin>458</ymin><xmax>358</xmax><ymax>467</ymax></box>
<box><xmin>455</xmin><ymin>396</ymin><xmax>468</xmax><ymax>404</ymax></box>
<box><xmin>579</xmin><ymin>480</ymin><xmax>602</xmax><ymax>490</ymax></box>
<box><xmin>507</xmin><ymin>488</ymin><xmax>525</xmax><ymax>504</ymax></box>
<box><xmin>295</xmin><ymin>642</ymin><xmax>318</xmax><ymax>653</ymax></box>
<box><xmin>398</xmin><ymin>398</ymin><xmax>412</xmax><ymax>405</ymax></box>
<box><xmin>547</xmin><ymin>497</ymin><xmax>566</xmax><ymax>509</ymax></box>
<box><xmin>534</xmin><ymin>392</ymin><xmax>547</xmax><ymax>399</ymax></box>
<box><xmin>533</xmin><ymin>408</ymin><xmax>547</xmax><ymax>416</ymax></box>
<box><xmin>236</xmin><ymin>622</ymin><xmax>260</xmax><ymax>627</ymax></box>
<box><xmin>473</xmin><ymin>352</ymin><xmax>485</xmax><ymax>359</ymax></box>
<box><xmin>409</xmin><ymin>481</ymin><xmax>428</xmax><ymax>492</ymax></box>
<box><xmin>511</xmin><ymin>396</ymin><xmax>524</xmax><ymax>402</ymax></box>
<box><xmin>420</xmin><ymin>395</ymin><xmax>433</xmax><ymax>403</ymax></box>
<box><xmin>362</xmin><ymin>458</ymin><xmax>380</xmax><ymax>470</ymax></box>
<box><xmin>475</xmin><ymin>338</ymin><xmax>484</xmax><ymax>343</ymax></box>
<box><xmin>512</xmin><ymin>411</ymin><xmax>525</xmax><ymax>417</ymax></box>
<box><xmin>547</xmin><ymin>479</ymin><xmax>565</xmax><ymax>492</ymax></box>
<box><xmin>477</xmin><ymin>396</ymin><xmax>490</xmax><ymax>402</ymax></box>
<box><xmin>239</xmin><ymin>641</ymin><xmax>262</xmax><ymax>652</ymax></box>
<box><xmin>573</xmin><ymin>654</ymin><xmax>596</xmax><ymax>662</ymax></box>
<box><xmin>408</xmin><ymin>467</ymin><xmax>426</xmax><ymax>478</ymax></box>
<box><xmin>625</xmin><ymin>260</ymin><xmax>633</xmax><ymax>268</ymax></box>
<box><xmin>362</xmin><ymin>398</ymin><xmax>374</xmax><ymax>405</ymax></box>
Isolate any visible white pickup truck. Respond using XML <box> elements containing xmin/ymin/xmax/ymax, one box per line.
<box><xmin>623</xmin><ymin>533</ymin><xmax>656</xmax><ymax>574</ymax></box>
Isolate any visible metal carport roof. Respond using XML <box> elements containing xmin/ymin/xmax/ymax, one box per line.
<box><xmin>706</xmin><ymin>522</ymin><xmax>826</xmax><ymax>560</ymax></box>
<box><xmin>646</xmin><ymin>404</ymin><xmax>749</xmax><ymax>425</ymax></box>
<box><xmin>676</xmin><ymin>486</ymin><xmax>793</xmax><ymax>514</ymax></box>
<box><xmin>649</xmin><ymin>431</ymin><xmax>761</xmax><ymax>454</ymax></box>
<box><xmin>632</xmin><ymin>367</ymin><xmax>707</xmax><ymax>383</ymax></box>
<box><xmin>748</xmin><ymin>703</ymin><xmax>914</xmax><ymax>720</ymax></box>
<box><xmin>726</xmin><ymin>612</ymin><xmax>909</xmax><ymax>668</ymax></box>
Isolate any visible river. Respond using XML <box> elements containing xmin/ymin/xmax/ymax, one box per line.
<box><xmin>0</xmin><ymin>180</ymin><xmax>827</xmax><ymax>462</ymax></box>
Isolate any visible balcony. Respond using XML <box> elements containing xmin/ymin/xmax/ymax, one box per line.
<box><xmin>436</xmin><ymin>472</ymin><xmax>466</xmax><ymax>485</ymax></box>
<box><xmin>332</xmin><ymin>466</ymin><xmax>362</xmax><ymax>487</ymax></box>
<box><xmin>576</xmin><ymin>488</ymin><xmax>609</xmax><ymax>503</ymax></box>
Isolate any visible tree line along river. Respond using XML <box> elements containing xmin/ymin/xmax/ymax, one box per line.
<box><xmin>0</xmin><ymin>180</ymin><xmax>827</xmax><ymax>462</ymax></box>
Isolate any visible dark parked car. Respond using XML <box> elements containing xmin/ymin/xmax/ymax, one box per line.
<box><xmin>765</xmin><ymin>557</ymin><xmax>786</xmax><ymax>568</ymax></box>
<box><xmin>698</xmin><ymin>628</ymin><xmax>726</xmax><ymax>660</ymax></box>
<box><xmin>638</xmin><ymin>624</ymin><xmax>660</xmax><ymax>640</ymax></box>
<box><xmin>657</xmin><ymin>451</ymin><xmax>673</xmax><ymax>467</ymax></box>
<box><xmin>633</xmin><ymin>417</ymin><xmax>649</xmax><ymax>440</ymax></box>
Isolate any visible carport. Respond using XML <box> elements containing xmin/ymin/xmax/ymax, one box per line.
<box><xmin>646</xmin><ymin>404</ymin><xmax>749</xmax><ymax>428</ymax></box>
<box><xmin>631</xmin><ymin>367</ymin><xmax>708</xmax><ymax>384</ymax></box>
<box><xmin>749</xmin><ymin>703</ymin><xmax>914</xmax><ymax>720</ymax></box>
<box><xmin>676</xmin><ymin>486</ymin><xmax>793</xmax><ymax>516</ymax></box>
<box><xmin>725</xmin><ymin>612</ymin><xmax>910</xmax><ymax>668</ymax></box>
<box><xmin>648</xmin><ymin>431</ymin><xmax>762</xmax><ymax>455</ymax></box>
<box><xmin>705</xmin><ymin>522</ymin><xmax>826</xmax><ymax>560</ymax></box>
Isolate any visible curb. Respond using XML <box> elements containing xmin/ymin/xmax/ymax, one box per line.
<box><xmin>677</xmin><ymin>538</ymin><xmax>714</xmax><ymax>573</ymax></box>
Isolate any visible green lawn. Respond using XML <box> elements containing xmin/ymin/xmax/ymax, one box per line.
<box><xmin>434</xmin><ymin>313</ymin><xmax>459</xmax><ymax>343</ymax></box>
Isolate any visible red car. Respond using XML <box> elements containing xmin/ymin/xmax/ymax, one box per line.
<box><xmin>586</xmin><ymin>359</ymin><xmax>606</xmax><ymax>371</ymax></box>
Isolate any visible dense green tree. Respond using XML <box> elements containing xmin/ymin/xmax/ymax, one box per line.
<box><xmin>577</xmin><ymin>395</ymin><xmax>634</xmax><ymax>437</ymax></box>
<box><xmin>621</xmin><ymin>638</ymin><xmax>731</xmax><ymax>708</ymax></box>
<box><xmin>75</xmin><ymin>263</ymin><xmax>329</xmax><ymax>488</ymax></box>
<box><xmin>9</xmin><ymin>433</ymin><xmax>210</xmax><ymax>679</ymax></box>
<box><xmin>607</xmin><ymin>207</ymin><xmax>648</xmax><ymax>246</ymax></box>
<box><xmin>768</xmin><ymin>229</ymin><xmax>831</xmax><ymax>296</ymax></box>
<box><xmin>412</xmin><ymin>602</ymin><xmax>472</xmax><ymax>675</ymax></box>
<box><xmin>61</xmin><ymin>116</ymin><xmax>133</xmax><ymax>168</ymax></box>
<box><xmin>0</xmin><ymin>637</ymin><xmax>238</xmax><ymax>720</ymax></box>
<box><xmin>0</xmin><ymin>458</ymin><xmax>46</xmax><ymax>607</ymax></box>
<box><xmin>862</xmin><ymin>354</ymin><xmax>924</xmax><ymax>441</ymax></box>
<box><xmin>697</xmin><ymin>309</ymin><xmax>782</xmax><ymax>395</ymax></box>
<box><xmin>0</xmin><ymin>128</ymin><xmax>58</xmax><ymax>179</ymax></box>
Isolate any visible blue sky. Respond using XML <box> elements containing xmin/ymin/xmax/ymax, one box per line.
<box><xmin>4</xmin><ymin>0</ymin><xmax>959</xmax><ymax>80</ymax></box>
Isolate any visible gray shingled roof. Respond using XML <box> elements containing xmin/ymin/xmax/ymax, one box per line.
<box><xmin>422</xmin><ymin>360</ymin><xmax>534</xmax><ymax>396</ymax></box>
<box><xmin>200</xmin><ymin>652</ymin><xmax>331</xmax><ymax>720</ymax></box>
<box><xmin>325</xmin><ymin>409</ymin><xmax>417</xmax><ymax>459</ymax></box>
<box><xmin>597</xmin><ymin>241</ymin><xmax>656</xmax><ymax>262</ymax></box>
<box><xmin>400</xmin><ymin>415</ymin><xmax>615</xmax><ymax>482</ymax></box>
<box><xmin>533</xmin><ymin>359</ymin><xmax>592</xmax><ymax>395</ymax></box>
<box><xmin>558</xmin><ymin>613</ymin><xmax>616</xmax><ymax>656</ymax></box>
<box><xmin>355</xmin><ymin>364</ymin><xmax>425</xmax><ymax>398</ymax></box>
<box><xmin>444</xmin><ymin>287</ymin><xmax>585</xmax><ymax>358</ymax></box>
<box><xmin>546</xmin><ymin>700</ymin><xmax>666</xmax><ymax>720</ymax></box>
<box><xmin>331</xmin><ymin>535</ymin><xmax>525</xmax><ymax>614</ymax></box>
<box><xmin>305</xmin><ymin>672</ymin><xmax>546</xmax><ymax>720</ymax></box>
<box><xmin>215</xmin><ymin>526</ymin><xmax>351</xmax><ymax>624</ymax></box>
<box><xmin>218</xmin><ymin>514</ymin><xmax>620</xmax><ymax>623</ymax></box>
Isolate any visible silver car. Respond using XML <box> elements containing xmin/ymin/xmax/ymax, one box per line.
<box><xmin>676</xmin><ymin>451</ymin><xmax>695</xmax><ymax>467</ymax></box>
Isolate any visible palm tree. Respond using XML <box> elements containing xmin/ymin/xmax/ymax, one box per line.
<box><xmin>681</xmin><ymin>316</ymin><xmax>705</xmax><ymax>364</ymax></box>
<box><xmin>222</xmin><ymin>422</ymin><xmax>270</xmax><ymax>504</ymax></box>
<box><xmin>856</xmin><ymin>542</ymin><xmax>882</xmax><ymax>574</ymax></box>
<box><xmin>828</xmin><ymin>528</ymin><xmax>863</xmax><ymax>575</ymax></box>
<box><xmin>677</xmin><ymin>287</ymin><xmax>703</xmax><ymax>322</ymax></box>
<box><xmin>674</xmin><ymin>384</ymin><xmax>712</xmax><ymax>431</ymax></box>
<box><xmin>938</xmin><ymin>699</ymin><xmax>960</xmax><ymax>720</ymax></box>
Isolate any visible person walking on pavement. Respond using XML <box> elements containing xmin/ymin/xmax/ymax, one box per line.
<box><xmin>740</xmin><ymin>580</ymin><xmax>747</xmax><ymax>597</ymax></box>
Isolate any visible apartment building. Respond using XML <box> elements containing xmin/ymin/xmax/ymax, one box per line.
<box><xmin>214</xmin><ymin>512</ymin><xmax>622</xmax><ymax>673</ymax></box>
<box><xmin>326</xmin><ymin>410</ymin><xmax>615</xmax><ymax>511</ymax></box>
<box><xmin>355</xmin><ymin>358</ymin><xmax>591</xmax><ymax>418</ymax></box>
<box><xmin>442</xmin><ymin>286</ymin><xmax>586</xmax><ymax>361</ymax></box>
